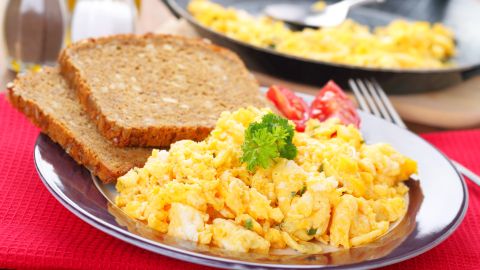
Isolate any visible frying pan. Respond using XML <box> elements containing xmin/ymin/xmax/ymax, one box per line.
<box><xmin>163</xmin><ymin>0</ymin><xmax>480</xmax><ymax>94</ymax></box>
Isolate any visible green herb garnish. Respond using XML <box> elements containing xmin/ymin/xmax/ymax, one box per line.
<box><xmin>318</xmin><ymin>164</ymin><xmax>323</xmax><ymax>172</ymax></box>
<box><xmin>244</xmin><ymin>218</ymin><xmax>253</xmax><ymax>230</ymax></box>
<box><xmin>291</xmin><ymin>185</ymin><xmax>307</xmax><ymax>198</ymax></box>
<box><xmin>298</xmin><ymin>185</ymin><xmax>307</xmax><ymax>196</ymax></box>
<box><xmin>240</xmin><ymin>113</ymin><xmax>297</xmax><ymax>172</ymax></box>
<box><xmin>307</xmin><ymin>228</ymin><xmax>317</xmax><ymax>236</ymax></box>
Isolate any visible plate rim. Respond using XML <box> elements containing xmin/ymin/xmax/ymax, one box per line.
<box><xmin>33</xmin><ymin>113</ymin><xmax>469</xmax><ymax>270</ymax></box>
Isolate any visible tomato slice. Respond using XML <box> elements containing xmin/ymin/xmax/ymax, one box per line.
<box><xmin>266</xmin><ymin>85</ymin><xmax>309</xmax><ymax>131</ymax></box>
<box><xmin>309</xmin><ymin>80</ymin><xmax>360</xmax><ymax>127</ymax></box>
<box><xmin>266</xmin><ymin>82</ymin><xmax>359</xmax><ymax>131</ymax></box>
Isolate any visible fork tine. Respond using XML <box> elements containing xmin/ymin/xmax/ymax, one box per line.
<box><xmin>348</xmin><ymin>79</ymin><xmax>369</xmax><ymax>113</ymax></box>
<box><xmin>364</xmin><ymin>79</ymin><xmax>394</xmax><ymax>123</ymax></box>
<box><xmin>355</xmin><ymin>79</ymin><xmax>381</xmax><ymax>118</ymax></box>
<box><xmin>371</xmin><ymin>79</ymin><xmax>407</xmax><ymax>129</ymax></box>
<box><xmin>364</xmin><ymin>79</ymin><xmax>480</xmax><ymax>187</ymax></box>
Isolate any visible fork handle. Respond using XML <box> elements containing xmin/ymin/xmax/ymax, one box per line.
<box><xmin>452</xmin><ymin>160</ymin><xmax>480</xmax><ymax>186</ymax></box>
<box><xmin>332</xmin><ymin>0</ymin><xmax>385</xmax><ymax>9</ymax></box>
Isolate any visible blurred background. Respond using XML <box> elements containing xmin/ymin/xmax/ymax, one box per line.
<box><xmin>0</xmin><ymin>0</ymin><xmax>479</xmax><ymax>132</ymax></box>
<box><xmin>0</xmin><ymin>0</ymin><xmax>169</xmax><ymax>87</ymax></box>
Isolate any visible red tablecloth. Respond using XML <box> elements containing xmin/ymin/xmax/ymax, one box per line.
<box><xmin>0</xmin><ymin>94</ymin><xmax>479</xmax><ymax>269</ymax></box>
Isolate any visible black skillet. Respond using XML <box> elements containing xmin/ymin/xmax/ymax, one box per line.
<box><xmin>163</xmin><ymin>0</ymin><xmax>480</xmax><ymax>94</ymax></box>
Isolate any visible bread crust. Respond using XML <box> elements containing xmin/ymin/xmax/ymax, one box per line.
<box><xmin>58</xmin><ymin>33</ymin><xmax>259</xmax><ymax>147</ymax></box>
<box><xmin>7</xmin><ymin>83</ymin><xmax>142</xmax><ymax>183</ymax></box>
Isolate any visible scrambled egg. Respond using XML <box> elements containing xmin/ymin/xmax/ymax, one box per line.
<box><xmin>188</xmin><ymin>0</ymin><xmax>455</xmax><ymax>69</ymax></box>
<box><xmin>311</xmin><ymin>1</ymin><xmax>326</xmax><ymax>12</ymax></box>
<box><xmin>115</xmin><ymin>107</ymin><xmax>417</xmax><ymax>254</ymax></box>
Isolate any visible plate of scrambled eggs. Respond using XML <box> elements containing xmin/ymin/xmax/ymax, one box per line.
<box><xmin>113</xmin><ymin>107</ymin><xmax>416</xmax><ymax>254</ymax></box>
<box><xmin>33</xmin><ymin>90</ymin><xmax>468</xmax><ymax>269</ymax></box>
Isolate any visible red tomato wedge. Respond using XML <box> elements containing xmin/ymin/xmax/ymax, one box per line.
<box><xmin>266</xmin><ymin>85</ymin><xmax>309</xmax><ymax>131</ymax></box>
<box><xmin>309</xmin><ymin>80</ymin><xmax>360</xmax><ymax>127</ymax></box>
<box><xmin>266</xmin><ymin>81</ymin><xmax>360</xmax><ymax>131</ymax></box>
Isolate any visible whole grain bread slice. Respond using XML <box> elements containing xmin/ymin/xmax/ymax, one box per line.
<box><xmin>59</xmin><ymin>34</ymin><xmax>267</xmax><ymax>147</ymax></box>
<box><xmin>7</xmin><ymin>67</ymin><xmax>152</xmax><ymax>183</ymax></box>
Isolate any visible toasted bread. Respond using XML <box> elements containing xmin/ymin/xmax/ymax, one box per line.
<box><xmin>59</xmin><ymin>34</ymin><xmax>267</xmax><ymax>147</ymax></box>
<box><xmin>7</xmin><ymin>67</ymin><xmax>151</xmax><ymax>183</ymax></box>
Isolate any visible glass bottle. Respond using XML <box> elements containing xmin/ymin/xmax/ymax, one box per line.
<box><xmin>70</xmin><ymin>0</ymin><xmax>137</xmax><ymax>43</ymax></box>
<box><xmin>3</xmin><ymin>0</ymin><xmax>68</xmax><ymax>72</ymax></box>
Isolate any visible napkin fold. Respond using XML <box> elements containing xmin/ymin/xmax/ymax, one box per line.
<box><xmin>0</xmin><ymin>94</ymin><xmax>478</xmax><ymax>269</ymax></box>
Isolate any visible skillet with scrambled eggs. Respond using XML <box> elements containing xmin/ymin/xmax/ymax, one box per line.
<box><xmin>187</xmin><ymin>0</ymin><xmax>455</xmax><ymax>69</ymax></box>
<box><xmin>115</xmin><ymin>107</ymin><xmax>416</xmax><ymax>254</ymax></box>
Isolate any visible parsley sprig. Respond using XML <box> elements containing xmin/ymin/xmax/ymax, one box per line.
<box><xmin>307</xmin><ymin>227</ymin><xmax>317</xmax><ymax>236</ymax></box>
<box><xmin>244</xmin><ymin>218</ymin><xmax>253</xmax><ymax>230</ymax></box>
<box><xmin>241</xmin><ymin>113</ymin><xmax>297</xmax><ymax>172</ymax></box>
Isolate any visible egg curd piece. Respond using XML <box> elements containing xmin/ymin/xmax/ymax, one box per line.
<box><xmin>115</xmin><ymin>107</ymin><xmax>417</xmax><ymax>254</ymax></box>
<box><xmin>212</xmin><ymin>219</ymin><xmax>270</xmax><ymax>253</ymax></box>
<box><xmin>168</xmin><ymin>203</ymin><xmax>212</xmax><ymax>244</ymax></box>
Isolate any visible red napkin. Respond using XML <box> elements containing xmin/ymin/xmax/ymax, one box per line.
<box><xmin>0</xmin><ymin>94</ymin><xmax>479</xmax><ymax>269</ymax></box>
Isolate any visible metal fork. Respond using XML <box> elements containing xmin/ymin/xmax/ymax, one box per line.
<box><xmin>349</xmin><ymin>78</ymin><xmax>480</xmax><ymax>186</ymax></box>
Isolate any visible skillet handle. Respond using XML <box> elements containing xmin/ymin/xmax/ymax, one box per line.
<box><xmin>162</xmin><ymin>0</ymin><xmax>181</xmax><ymax>19</ymax></box>
<box><xmin>462</xmin><ymin>65</ymin><xmax>480</xmax><ymax>80</ymax></box>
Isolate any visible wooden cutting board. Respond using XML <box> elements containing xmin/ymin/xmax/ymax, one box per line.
<box><xmin>155</xmin><ymin>3</ymin><xmax>480</xmax><ymax>129</ymax></box>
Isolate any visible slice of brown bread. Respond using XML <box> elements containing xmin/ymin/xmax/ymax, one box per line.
<box><xmin>7</xmin><ymin>67</ymin><xmax>152</xmax><ymax>183</ymax></box>
<box><xmin>59</xmin><ymin>34</ymin><xmax>267</xmax><ymax>147</ymax></box>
